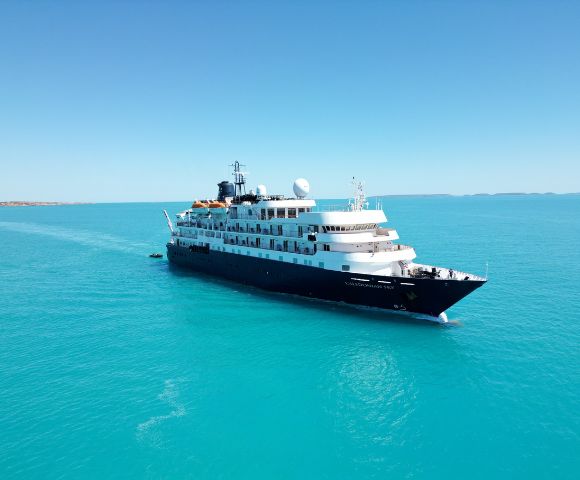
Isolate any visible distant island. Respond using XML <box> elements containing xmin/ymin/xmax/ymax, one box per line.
<box><xmin>0</xmin><ymin>201</ymin><xmax>89</xmax><ymax>207</ymax></box>
<box><xmin>369</xmin><ymin>192</ymin><xmax>579</xmax><ymax>198</ymax></box>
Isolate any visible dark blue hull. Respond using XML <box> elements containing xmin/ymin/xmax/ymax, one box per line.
<box><xmin>166</xmin><ymin>243</ymin><xmax>485</xmax><ymax>318</ymax></box>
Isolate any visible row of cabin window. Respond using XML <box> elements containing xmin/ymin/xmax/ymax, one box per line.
<box><xmin>181</xmin><ymin>243</ymin><xmax>338</xmax><ymax>271</ymax></box>
<box><xmin>260</xmin><ymin>207</ymin><xmax>310</xmax><ymax>218</ymax></box>
<box><xmin>322</xmin><ymin>224</ymin><xmax>377</xmax><ymax>233</ymax></box>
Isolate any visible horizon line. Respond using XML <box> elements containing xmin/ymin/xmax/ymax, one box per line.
<box><xmin>2</xmin><ymin>191</ymin><xmax>580</xmax><ymax>206</ymax></box>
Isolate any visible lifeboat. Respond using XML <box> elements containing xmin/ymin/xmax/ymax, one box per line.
<box><xmin>191</xmin><ymin>200</ymin><xmax>209</xmax><ymax>214</ymax></box>
<box><xmin>208</xmin><ymin>201</ymin><xmax>228</xmax><ymax>215</ymax></box>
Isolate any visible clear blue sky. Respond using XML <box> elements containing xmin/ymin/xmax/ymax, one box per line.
<box><xmin>1</xmin><ymin>1</ymin><xmax>579</xmax><ymax>201</ymax></box>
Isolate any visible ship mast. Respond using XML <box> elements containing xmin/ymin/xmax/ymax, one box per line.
<box><xmin>349</xmin><ymin>177</ymin><xmax>368</xmax><ymax>212</ymax></box>
<box><xmin>230</xmin><ymin>161</ymin><xmax>248</xmax><ymax>198</ymax></box>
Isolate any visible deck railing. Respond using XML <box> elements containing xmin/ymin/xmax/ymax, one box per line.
<box><xmin>409</xmin><ymin>264</ymin><xmax>486</xmax><ymax>282</ymax></box>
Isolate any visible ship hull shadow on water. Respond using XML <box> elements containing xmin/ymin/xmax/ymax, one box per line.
<box><xmin>166</xmin><ymin>243</ymin><xmax>484</xmax><ymax>322</ymax></box>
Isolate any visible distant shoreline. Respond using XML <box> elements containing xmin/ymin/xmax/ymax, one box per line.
<box><xmin>0</xmin><ymin>201</ymin><xmax>92</xmax><ymax>207</ymax></box>
<box><xmin>1</xmin><ymin>193</ymin><xmax>578</xmax><ymax>206</ymax></box>
<box><xmin>370</xmin><ymin>192</ymin><xmax>580</xmax><ymax>198</ymax></box>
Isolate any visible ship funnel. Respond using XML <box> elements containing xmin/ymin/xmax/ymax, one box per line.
<box><xmin>217</xmin><ymin>181</ymin><xmax>235</xmax><ymax>201</ymax></box>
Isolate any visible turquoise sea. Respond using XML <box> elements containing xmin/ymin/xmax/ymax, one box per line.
<box><xmin>0</xmin><ymin>195</ymin><xmax>578</xmax><ymax>479</ymax></box>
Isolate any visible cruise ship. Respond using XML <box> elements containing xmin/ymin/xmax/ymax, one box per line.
<box><xmin>164</xmin><ymin>163</ymin><xmax>486</xmax><ymax>322</ymax></box>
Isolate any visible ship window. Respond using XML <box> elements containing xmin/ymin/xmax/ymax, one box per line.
<box><xmin>258</xmin><ymin>253</ymin><xmax>262</xmax><ymax>258</ymax></box>
<box><xmin>276</xmin><ymin>208</ymin><xmax>285</xmax><ymax>218</ymax></box>
<box><xmin>279</xmin><ymin>256</ymin><xmax>283</xmax><ymax>261</ymax></box>
<box><xmin>293</xmin><ymin>258</ymin><xmax>298</xmax><ymax>264</ymax></box>
<box><xmin>261</xmin><ymin>209</ymin><xmax>266</xmax><ymax>219</ymax></box>
<box><xmin>267</xmin><ymin>208</ymin><xmax>274</xmax><ymax>219</ymax></box>
<box><xmin>323</xmin><ymin>244</ymin><xmax>330</xmax><ymax>251</ymax></box>
<box><xmin>304</xmin><ymin>260</ymin><xmax>308</xmax><ymax>265</ymax></box>
<box><xmin>342</xmin><ymin>264</ymin><xmax>350</xmax><ymax>272</ymax></box>
<box><xmin>298</xmin><ymin>208</ymin><xmax>305</xmax><ymax>213</ymax></box>
<box><xmin>247</xmin><ymin>250</ymin><xmax>250</xmax><ymax>255</ymax></box>
<box><xmin>288</xmin><ymin>208</ymin><xmax>296</xmax><ymax>218</ymax></box>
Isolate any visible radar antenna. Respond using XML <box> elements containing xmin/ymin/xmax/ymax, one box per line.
<box><xmin>348</xmin><ymin>177</ymin><xmax>368</xmax><ymax>212</ymax></box>
<box><xmin>230</xmin><ymin>161</ymin><xmax>248</xmax><ymax>198</ymax></box>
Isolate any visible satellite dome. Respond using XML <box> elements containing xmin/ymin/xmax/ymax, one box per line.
<box><xmin>256</xmin><ymin>184</ymin><xmax>268</xmax><ymax>196</ymax></box>
<box><xmin>293</xmin><ymin>178</ymin><xmax>310</xmax><ymax>198</ymax></box>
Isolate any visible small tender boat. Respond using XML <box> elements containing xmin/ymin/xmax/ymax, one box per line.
<box><xmin>149</xmin><ymin>253</ymin><xmax>163</xmax><ymax>258</ymax></box>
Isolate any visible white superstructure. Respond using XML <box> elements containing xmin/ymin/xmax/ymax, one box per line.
<box><xmin>168</xmin><ymin>165</ymin><xmax>482</xmax><ymax>282</ymax></box>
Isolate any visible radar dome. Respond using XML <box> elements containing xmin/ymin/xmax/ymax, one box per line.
<box><xmin>256</xmin><ymin>184</ymin><xmax>268</xmax><ymax>196</ymax></box>
<box><xmin>293</xmin><ymin>178</ymin><xmax>310</xmax><ymax>198</ymax></box>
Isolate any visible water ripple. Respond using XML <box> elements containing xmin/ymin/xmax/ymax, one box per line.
<box><xmin>136</xmin><ymin>379</ymin><xmax>186</xmax><ymax>448</ymax></box>
<box><xmin>0</xmin><ymin>221</ymin><xmax>149</xmax><ymax>254</ymax></box>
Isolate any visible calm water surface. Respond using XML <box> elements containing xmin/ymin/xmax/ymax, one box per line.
<box><xmin>0</xmin><ymin>196</ymin><xmax>579</xmax><ymax>478</ymax></box>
